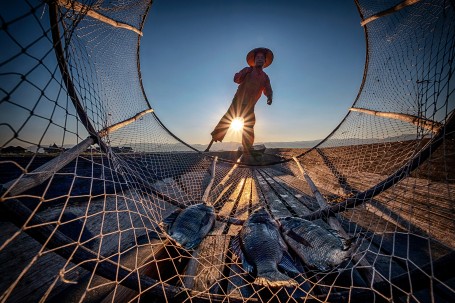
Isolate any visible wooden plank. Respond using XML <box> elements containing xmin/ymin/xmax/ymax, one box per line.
<box><xmin>57</xmin><ymin>0</ymin><xmax>143</xmax><ymax>35</ymax></box>
<box><xmin>181</xmin><ymin>235</ymin><xmax>231</xmax><ymax>293</ymax></box>
<box><xmin>350</xmin><ymin>107</ymin><xmax>441</xmax><ymax>132</ymax></box>
<box><xmin>98</xmin><ymin>109</ymin><xmax>154</xmax><ymax>137</ymax></box>
<box><xmin>228</xmin><ymin>177</ymin><xmax>252</xmax><ymax>235</ymax></box>
<box><xmin>253</xmin><ymin>170</ymin><xmax>290</xmax><ymax>219</ymax></box>
<box><xmin>152</xmin><ymin>177</ymin><xmax>190</xmax><ymax>203</ymax></box>
<box><xmin>174</xmin><ymin>158</ymin><xmax>214</xmax><ymax>201</ymax></box>
<box><xmin>99</xmin><ymin>239</ymin><xmax>170</xmax><ymax>303</ymax></box>
<box><xmin>262</xmin><ymin>167</ymin><xmax>320</xmax><ymax>212</ymax></box>
<box><xmin>258</xmin><ymin>168</ymin><xmax>312</xmax><ymax>217</ymax></box>
<box><xmin>360</xmin><ymin>0</ymin><xmax>421</xmax><ymax>26</ymax></box>
<box><xmin>0</xmin><ymin>198</ymin><xmax>188</xmax><ymax>301</ymax></box>
<box><xmin>3</xmin><ymin>137</ymin><xmax>94</xmax><ymax>196</ymax></box>
<box><xmin>210</xmin><ymin>155</ymin><xmax>243</xmax><ymax>206</ymax></box>
<box><xmin>43</xmin><ymin>192</ymin><xmax>178</xmax><ymax>302</ymax></box>
<box><xmin>210</xmin><ymin>178</ymin><xmax>246</xmax><ymax>235</ymax></box>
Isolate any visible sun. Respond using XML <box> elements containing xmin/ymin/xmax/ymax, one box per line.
<box><xmin>230</xmin><ymin>117</ymin><xmax>244</xmax><ymax>132</ymax></box>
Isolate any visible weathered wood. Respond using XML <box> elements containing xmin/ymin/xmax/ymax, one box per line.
<box><xmin>210</xmin><ymin>155</ymin><xmax>243</xmax><ymax>205</ymax></box>
<box><xmin>152</xmin><ymin>177</ymin><xmax>191</xmax><ymax>203</ymax></box>
<box><xmin>182</xmin><ymin>235</ymin><xmax>231</xmax><ymax>293</ymax></box>
<box><xmin>3</xmin><ymin>137</ymin><xmax>94</xmax><ymax>197</ymax></box>
<box><xmin>98</xmin><ymin>109</ymin><xmax>154</xmax><ymax>137</ymax></box>
<box><xmin>228</xmin><ymin>177</ymin><xmax>252</xmax><ymax>235</ymax></box>
<box><xmin>317</xmin><ymin>166</ymin><xmax>455</xmax><ymax>248</ymax></box>
<box><xmin>210</xmin><ymin>178</ymin><xmax>246</xmax><ymax>235</ymax></box>
<box><xmin>350</xmin><ymin>107</ymin><xmax>441</xmax><ymax>132</ymax></box>
<box><xmin>57</xmin><ymin>0</ymin><xmax>143</xmax><ymax>36</ymax></box>
<box><xmin>99</xmin><ymin>239</ymin><xmax>170</xmax><ymax>303</ymax></box>
<box><xmin>254</xmin><ymin>170</ymin><xmax>290</xmax><ymax>219</ymax></box>
<box><xmin>0</xmin><ymin>198</ymin><xmax>180</xmax><ymax>300</ymax></box>
<box><xmin>360</xmin><ymin>0</ymin><xmax>421</xmax><ymax>26</ymax></box>
<box><xmin>202</xmin><ymin>157</ymin><xmax>218</xmax><ymax>204</ymax></box>
<box><xmin>175</xmin><ymin>158</ymin><xmax>214</xmax><ymax>201</ymax></box>
<box><xmin>259</xmin><ymin>168</ymin><xmax>312</xmax><ymax>216</ymax></box>
<box><xmin>262</xmin><ymin>167</ymin><xmax>320</xmax><ymax>212</ymax></box>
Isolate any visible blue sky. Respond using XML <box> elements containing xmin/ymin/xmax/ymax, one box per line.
<box><xmin>140</xmin><ymin>0</ymin><xmax>366</xmax><ymax>144</ymax></box>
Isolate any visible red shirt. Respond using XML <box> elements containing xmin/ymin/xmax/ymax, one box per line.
<box><xmin>232</xmin><ymin>67</ymin><xmax>273</xmax><ymax>113</ymax></box>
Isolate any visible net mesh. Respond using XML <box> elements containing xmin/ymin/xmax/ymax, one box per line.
<box><xmin>1</xmin><ymin>0</ymin><xmax>454</xmax><ymax>302</ymax></box>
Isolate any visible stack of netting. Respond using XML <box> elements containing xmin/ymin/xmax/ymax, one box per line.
<box><xmin>0</xmin><ymin>0</ymin><xmax>454</xmax><ymax>302</ymax></box>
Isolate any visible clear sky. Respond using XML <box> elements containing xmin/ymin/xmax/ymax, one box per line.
<box><xmin>140</xmin><ymin>0</ymin><xmax>366</xmax><ymax>145</ymax></box>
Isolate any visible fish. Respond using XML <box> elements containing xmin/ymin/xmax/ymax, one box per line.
<box><xmin>279</xmin><ymin>217</ymin><xmax>358</xmax><ymax>271</ymax></box>
<box><xmin>231</xmin><ymin>207</ymin><xmax>299</xmax><ymax>288</ymax></box>
<box><xmin>160</xmin><ymin>203</ymin><xmax>215</xmax><ymax>250</ymax></box>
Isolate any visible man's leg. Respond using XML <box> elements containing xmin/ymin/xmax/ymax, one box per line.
<box><xmin>210</xmin><ymin>103</ymin><xmax>240</xmax><ymax>143</ymax></box>
<box><xmin>242</xmin><ymin>112</ymin><xmax>255</xmax><ymax>154</ymax></box>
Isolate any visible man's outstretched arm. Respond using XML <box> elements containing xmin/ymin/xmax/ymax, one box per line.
<box><xmin>264</xmin><ymin>74</ymin><xmax>273</xmax><ymax>105</ymax></box>
<box><xmin>234</xmin><ymin>67</ymin><xmax>253</xmax><ymax>84</ymax></box>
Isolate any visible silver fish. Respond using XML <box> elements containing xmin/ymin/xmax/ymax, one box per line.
<box><xmin>279</xmin><ymin>217</ymin><xmax>358</xmax><ymax>271</ymax></box>
<box><xmin>161</xmin><ymin>203</ymin><xmax>215</xmax><ymax>250</ymax></box>
<box><xmin>231</xmin><ymin>208</ymin><xmax>299</xmax><ymax>288</ymax></box>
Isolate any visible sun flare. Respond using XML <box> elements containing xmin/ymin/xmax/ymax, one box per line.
<box><xmin>230</xmin><ymin>118</ymin><xmax>244</xmax><ymax>132</ymax></box>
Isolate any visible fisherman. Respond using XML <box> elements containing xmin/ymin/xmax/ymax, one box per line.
<box><xmin>205</xmin><ymin>47</ymin><xmax>274</xmax><ymax>153</ymax></box>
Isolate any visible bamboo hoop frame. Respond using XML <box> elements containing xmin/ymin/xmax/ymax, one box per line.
<box><xmin>98</xmin><ymin>109</ymin><xmax>154</xmax><ymax>137</ymax></box>
<box><xmin>350</xmin><ymin>107</ymin><xmax>442</xmax><ymax>132</ymax></box>
<box><xmin>361</xmin><ymin>0</ymin><xmax>421</xmax><ymax>26</ymax></box>
<box><xmin>57</xmin><ymin>0</ymin><xmax>143</xmax><ymax>36</ymax></box>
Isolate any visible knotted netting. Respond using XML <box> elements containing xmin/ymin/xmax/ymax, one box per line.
<box><xmin>0</xmin><ymin>0</ymin><xmax>454</xmax><ymax>302</ymax></box>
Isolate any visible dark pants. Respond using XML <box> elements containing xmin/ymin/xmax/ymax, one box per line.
<box><xmin>211</xmin><ymin>102</ymin><xmax>256</xmax><ymax>152</ymax></box>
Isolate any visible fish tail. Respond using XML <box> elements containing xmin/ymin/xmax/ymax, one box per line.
<box><xmin>254</xmin><ymin>271</ymin><xmax>298</xmax><ymax>288</ymax></box>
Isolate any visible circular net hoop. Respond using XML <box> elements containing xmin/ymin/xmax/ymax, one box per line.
<box><xmin>1</xmin><ymin>1</ymin><xmax>454</xmax><ymax>302</ymax></box>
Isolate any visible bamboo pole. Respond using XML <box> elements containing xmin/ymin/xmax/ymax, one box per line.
<box><xmin>3</xmin><ymin>137</ymin><xmax>95</xmax><ymax>197</ymax></box>
<box><xmin>350</xmin><ymin>107</ymin><xmax>442</xmax><ymax>132</ymax></box>
<box><xmin>2</xmin><ymin>108</ymin><xmax>155</xmax><ymax>197</ymax></box>
<box><xmin>57</xmin><ymin>0</ymin><xmax>143</xmax><ymax>36</ymax></box>
<box><xmin>292</xmin><ymin>157</ymin><xmax>383</xmax><ymax>283</ymax></box>
<box><xmin>361</xmin><ymin>0</ymin><xmax>421</xmax><ymax>26</ymax></box>
<box><xmin>202</xmin><ymin>156</ymin><xmax>218</xmax><ymax>204</ymax></box>
<box><xmin>98</xmin><ymin>109</ymin><xmax>154</xmax><ymax>137</ymax></box>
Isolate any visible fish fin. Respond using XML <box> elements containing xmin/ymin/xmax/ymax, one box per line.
<box><xmin>230</xmin><ymin>234</ymin><xmax>242</xmax><ymax>257</ymax></box>
<box><xmin>162</xmin><ymin>209</ymin><xmax>182</xmax><ymax>227</ymax></box>
<box><xmin>230</xmin><ymin>235</ymin><xmax>254</xmax><ymax>273</ymax></box>
<box><xmin>327</xmin><ymin>228</ymin><xmax>342</xmax><ymax>237</ymax></box>
<box><xmin>184</xmin><ymin>238</ymin><xmax>202</xmax><ymax>250</ymax></box>
<box><xmin>254</xmin><ymin>271</ymin><xmax>298</xmax><ymax>288</ymax></box>
<box><xmin>200</xmin><ymin>211</ymin><xmax>212</xmax><ymax>228</ymax></box>
<box><xmin>242</xmin><ymin>258</ymin><xmax>255</xmax><ymax>274</ymax></box>
<box><xmin>278</xmin><ymin>252</ymin><xmax>300</xmax><ymax>275</ymax></box>
<box><xmin>341</xmin><ymin>237</ymin><xmax>354</xmax><ymax>251</ymax></box>
<box><xmin>313</xmin><ymin>262</ymin><xmax>331</xmax><ymax>272</ymax></box>
<box><xmin>136</xmin><ymin>230</ymin><xmax>164</xmax><ymax>245</ymax></box>
<box><xmin>287</xmin><ymin>228</ymin><xmax>313</xmax><ymax>247</ymax></box>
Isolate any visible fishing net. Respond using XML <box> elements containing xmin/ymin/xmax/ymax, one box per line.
<box><xmin>1</xmin><ymin>0</ymin><xmax>454</xmax><ymax>302</ymax></box>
